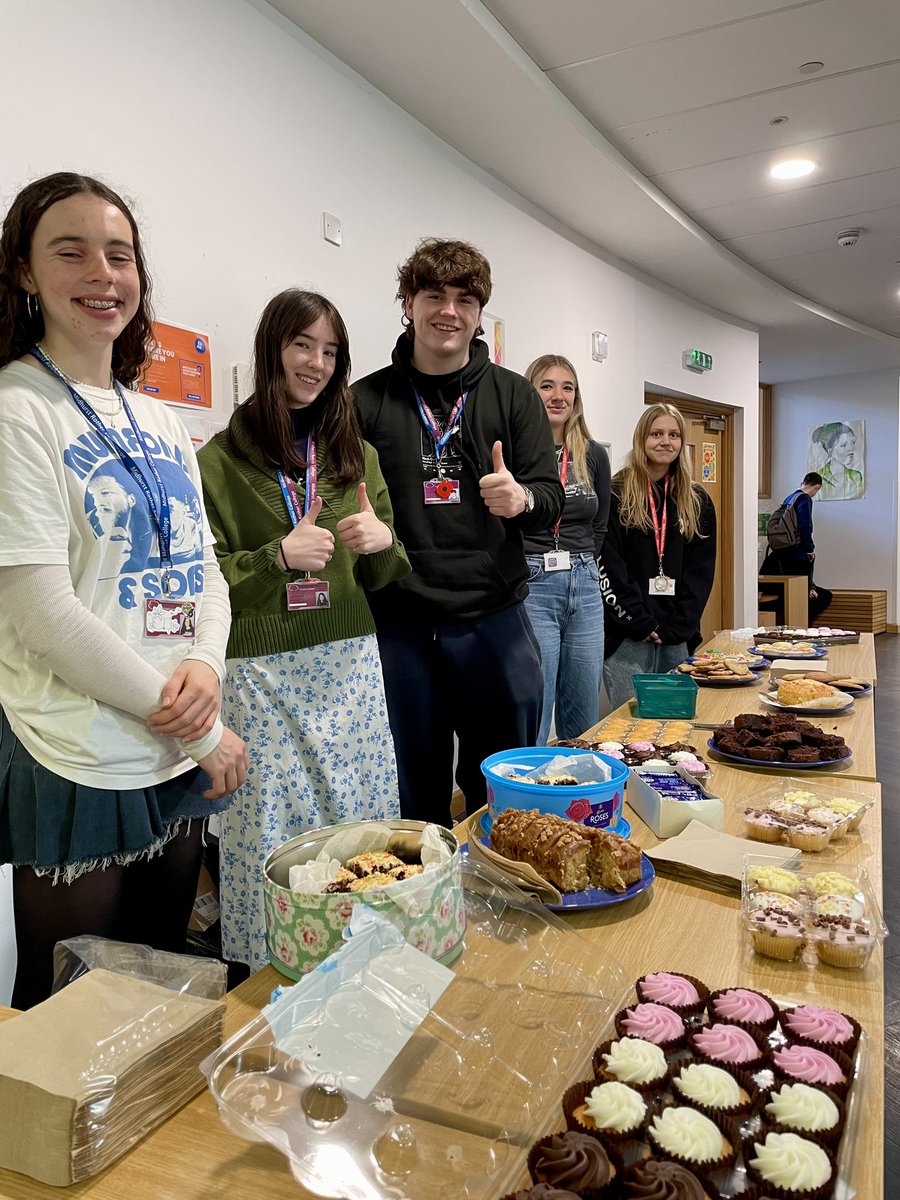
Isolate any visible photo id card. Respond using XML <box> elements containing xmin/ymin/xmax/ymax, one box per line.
<box><xmin>423</xmin><ymin>478</ymin><xmax>460</xmax><ymax>505</ymax></box>
<box><xmin>145</xmin><ymin>599</ymin><xmax>196</xmax><ymax>638</ymax></box>
<box><xmin>543</xmin><ymin>551</ymin><xmax>571</xmax><ymax>572</ymax></box>
<box><xmin>286</xmin><ymin>579</ymin><xmax>331</xmax><ymax>610</ymax></box>
<box><xmin>649</xmin><ymin>575</ymin><xmax>677</xmax><ymax>596</ymax></box>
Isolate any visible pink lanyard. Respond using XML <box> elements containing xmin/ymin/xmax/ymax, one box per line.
<box><xmin>648</xmin><ymin>476</ymin><xmax>669</xmax><ymax>576</ymax></box>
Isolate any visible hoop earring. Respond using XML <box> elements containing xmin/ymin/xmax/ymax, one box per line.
<box><xmin>25</xmin><ymin>292</ymin><xmax>40</xmax><ymax>321</ymax></box>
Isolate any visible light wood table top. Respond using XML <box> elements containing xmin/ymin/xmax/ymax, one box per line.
<box><xmin>0</xmin><ymin>640</ymin><xmax>883</xmax><ymax>1199</ymax></box>
<box><xmin>705</xmin><ymin>632</ymin><xmax>877</xmax><ymax>685</ymax></box>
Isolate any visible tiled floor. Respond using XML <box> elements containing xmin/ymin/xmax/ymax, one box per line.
<box><xmin>876</xmin><ymin>635</ymin><xmax>900</xmax><ymax>1181</ymax></box>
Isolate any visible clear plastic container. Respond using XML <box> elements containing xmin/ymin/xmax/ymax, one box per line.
<box><xmin>204</xmin><ymin>857</ymin><xmax>626</xmax><ymax>1199</ymax></box>
<box><xmin>738</xmin><ymin>776</ymin><xmax>876</xmax><ymax>858</ymax></box>
<box><xmin>741</xmin><ymin>853</ymin><xmax>887</xmax><ymax>970</ymax></box>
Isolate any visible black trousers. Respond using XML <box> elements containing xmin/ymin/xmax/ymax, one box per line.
<box><xmin>760</xmin><ymin>550</ymin><xmax>833</xmax><ymax>623</ymax></box>
<box><xmin>372</xmin><ymin>598</ymin><xmax>543</xmax><ymax>826</ymax></box>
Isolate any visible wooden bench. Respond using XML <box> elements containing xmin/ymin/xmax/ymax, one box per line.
<box><xmin>817</xmin><ymin>589</ymin><xmax>887</xmax><ymax>634</ymax></box>
<box><xmin>758</xmin><ymin>574</ymin><xmax>809</xmax><ymax>627</ymax></box>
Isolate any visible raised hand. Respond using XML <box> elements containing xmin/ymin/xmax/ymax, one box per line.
<box><xmin>281</xmin><ymin>495</ymin><xmax>334</xmax><ymax>572</ymax></box>
<box><xmin>336</xmin><ymin>483</ymin><xmax>393</xmax><ymax>554</ymax></box>
<box><xmin>479</xmin><ymin>440</ymin><xmax>527</xmax><ymax>518</ymax></box>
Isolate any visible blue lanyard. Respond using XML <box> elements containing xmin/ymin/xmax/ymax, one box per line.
<box><xmin>276</xmin><ymin>435</ymin><xmax>317</xmax><ymax>527</ymax></box>
<box><xmin>413</xmin><ymin>387</ymin><xmax>468</xmax><ymax>471</ymax></box>
<box><xmin>30</xmin><ymin>346</ymin><xmax>175</xmax><ymax>592</ymax></box>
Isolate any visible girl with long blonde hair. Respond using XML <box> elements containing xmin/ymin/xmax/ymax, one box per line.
<box><xmin>599</xmin><ymin>403</ymin><xmax>716</xmax><ymax>709</ymax></box>
<box><xmin>522</xmin><ymin>355</ymin><xmax>610</xmax><ymax>742</ymax></box>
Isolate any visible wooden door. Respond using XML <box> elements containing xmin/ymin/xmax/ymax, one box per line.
<box><xmin>645</xmin><ymin>393</ymin><xmax>734</xmax><ymax>644</ymax></box>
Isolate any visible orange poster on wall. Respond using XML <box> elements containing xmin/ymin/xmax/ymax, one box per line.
<box><xmin>140</xmin><ymin>321</ymin><xmax>212</xmax><ymax>408</ymax></box>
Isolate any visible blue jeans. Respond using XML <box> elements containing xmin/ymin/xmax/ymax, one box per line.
<box><xmin>603</xmin><ymin>638</ymin><xmax>688</xmax><ymax>711</ymax></box>
<box><xmin>523</xmin><ymin>553</ymin><xmax>604</xmax><ymax>744</ymax></box>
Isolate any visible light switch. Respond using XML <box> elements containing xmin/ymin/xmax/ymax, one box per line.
<box><xmin>323</xmin><ymin>212</ymin><xmax>342</xmax><ymax>246</ymax></box>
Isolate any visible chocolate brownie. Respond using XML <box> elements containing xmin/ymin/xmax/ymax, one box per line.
<box><xmin>769</xmin><ymin>714</ymin><xmax>800</xmax><ymax>731</ymax></box>
<box><xmin>748</xmin><ymin>745</ymin><xmax>783</xmax><ymax>760</ymax></box>
<box><xmin>734</xmin><ymin>714</ymin><xmax>770</xmax><ymax>732</ymax></box>
<box><xmin>818</xmin><ymin>745</ymin><xmax>849</xmax><ymax>761</ymax></box>
<box><xmin>735</xmin><ymin>728</ymin><xmax>761</xmax><ymax>747</ymax></box>
<box><xmin>769</xmin><ymin>731</ymin><xmax>802</xmax><ymax>748</ymax></box>
<box><xmin>715</xmin><ymin>735</ymin><xmax>744</xmax><ymax>755</ymax></box>
<box><xmin>787</xmin><ymin>747</ymin><xmax>820</xmax><ymax>763</ymax></box>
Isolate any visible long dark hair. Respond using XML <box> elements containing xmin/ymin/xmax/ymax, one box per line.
<box><xmin>0</xmin><ymin>172</ymin><xmax>154</xmax><ymax>385</ymax></box>
<box><xmin>236</xmin><ymin>289</ymin><xmax>364</xmax><ymax>484</ymax></box>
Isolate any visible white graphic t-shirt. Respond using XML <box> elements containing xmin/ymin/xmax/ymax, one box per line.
<box><xmin>0</xmin><ymin>360</ymin><xmax>210</xmax><ymax>786</ymax></box>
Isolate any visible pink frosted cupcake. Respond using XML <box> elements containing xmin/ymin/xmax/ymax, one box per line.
<box><xmin>781</xmin><ymin>1004</ymin><xmax>860</xmax><ymax>1055</ymax></box>
<box><xmin>707</xmin><ymin>987</ymin><xmax>779</xmax><ymax>1035</ymax></box>
<box><xmin>636</xmin><ymin>971</ymin><xmax>708</xmax><ymax>1017</ymax></box>
<box><xmin>691</xmin><ymin>1022</ymin><xmax>766</xmax><ymax>1074</ymax></box>
<box><xmin>771</xmin><ymin>1044</ymin><xmax>851</xmax><ymax>1101</ymax></box>
<box><xmin>615</xmin><ymin>1001</ymin><xmax>686</xmax><ymax>1050</ymax></box>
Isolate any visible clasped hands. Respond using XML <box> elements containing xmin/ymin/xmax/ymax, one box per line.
<box><xmin>280</xmin><ymin>485</ymin><xmax>392</xmax><ymax>572</ymax></box>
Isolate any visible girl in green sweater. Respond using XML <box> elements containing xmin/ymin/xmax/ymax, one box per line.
<box><xmin>198</xmin><ymin>290</ymin><xmax>409</xmax><ymax>969</ymax></box>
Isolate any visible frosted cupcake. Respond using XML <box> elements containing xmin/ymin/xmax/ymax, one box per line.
<box><xmin>502</xmin><ymin>1188</ymin><xmax>581</xmax><ymax>1200</ymax></box>
<box><xmin>615</xmin><ymin>1001</ymin><xmax>686</xmax><ymax>1050</ymax></box>
<box><xmin>743</xmin><ymin>808</ymin><xmax>788</xmax><ymax>844</ymax></box>
<box><xmin>813</xmin><ymin>893</ymin><xmax>863</xmax><ymax>920</ymax></box>
<box><xmin>810</xmin><ymin>914</ymin><xmax>876</xmax><ymax>968</ymax></box>
<box><xmin>622</xmin><ymin>1159</ymin><xmax>712</xmax><ymax>1199</ymax></box>
<box><xmin>823</xmin><ymin>796</ymin><xmax>867</xmax><ymax>830</ymax></box>
<box><xmin>803</xmin><ymin>871</ymin><xmax>858</xmax><ymax>899</ymax></box>
<box><xmin>748</xmin><ymin>907</ymin><xmax>807</xmax><ymax>962</ymax></box>
<box><xmin>636</xmin><ymin>971</ymin><xmax>708</xmax><ymax>1016</ymax></box>
<box><xmin>751</xmin><ymin>890</ymin><xmax>804</xmax><ymax>917</ymax></box>
<box><xmin>771</xmin><ymin>1044</ymin><xmax>850</xmax><ymax>1100</ymax></box>
<box><xmin>747</xmin><ymin>865</ymin><xmax>802</xmax><ymax>896</ymax></box>
<box><xmin>782</xmin><ymin>1004</ymin><xmax>860</xmax><ymax>1054</ymax></box>
<box><xmin>708</xmin><ymin>987</ymin><xmax>779</xmax><ymax>1035</ymax></box>
<box><xmin>670</xmin><ymin>1062</ymin><xmax>752</xmax><ymax>1123</ymax></box>
<box><xmin>647</xmin><ymin>1106</ymin><xmax>734</xmax><ymax>1172</ymax></box>
<box><xmin>592</xmin><ymin>1036</ymin><xmax>669</xmax><ymax>1093</ymax></box>
<box><xmin>691</xmin><ymin>1022</ymin><xmax>765</xmax><ymax>1072</ymax></box>
<box><xmin>563</xmin><ymin>1078</ymin><xmax>648</xmax><ymax>1147</ymax></box>
<box><xmin>747</xmin><ymin>1131</ymin><xmax>835</xmax><ymax>1199</ymax></box>
<box><xmin>765</xmin><ymin>1083</ymin><xmax>844</xmax><ymax>1150</ymax></box>
<box><xmin>527</xmin><ymin>1129</ymin><xmax>618</xmax><ymax>1199</ymax></box>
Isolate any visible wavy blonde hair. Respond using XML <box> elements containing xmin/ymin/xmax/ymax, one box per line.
<box><xmin>525</xmin><ymin>354</ymin><xmax>594</xmax><ymax>489</ymax></box>
<box><xmin>615</xmin><ymin>402</ymin><xmax>704</xmax><ymax>540</ymax></box>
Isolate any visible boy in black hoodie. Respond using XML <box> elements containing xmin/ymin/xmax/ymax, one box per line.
<box><xmin>353</xmin><ymin>238</ymin><xmax>564</xmax><ymax>824</ymax></box>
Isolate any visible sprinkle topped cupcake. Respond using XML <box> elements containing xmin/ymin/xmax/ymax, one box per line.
<box><xmin>811</xmin><ymin>913</ymin><xmax>876</xmax><ymax>968</ymax></box>
<box><xmin>617</xmin><ymin>1002</ymin><xmax>686</xmax><ymax>1048</ymax></box>
<box><xmin>594</xmin><ymin>1037</ymin><xmax>668</xmax><ymax>1090</ymax></box>
<box><xmin>813</xmin><ymin>892</ymin><xmax>863</xmax><ymax>919</ymax></box>
<box><xmin>691</xmin><ymin>1022</ymin><xmax>763</xmax><ymax>1068</ymax></box>
<box><xmin>708</xmin><ymin>987</ymin><xmax>778</xmax><ymax>1032</ymax></box>
<box><xmin>748</xmin><ymin>1131</ymin><xmax>834</xmax><ymax>1197</ymax></box>
<box><xmin>637</xmin><ymin>972</ymin><xmax>707</xmax><ymax>1015</ymax></box>
<box><xmin>752</xmin><ymin>890</ymin><xmax>804</xmax><ymax>917</ymax></box>
<box><xmin>647</xmin><ymin>1106</ymin><xmax>733</xmax><ymax>1169</ymax></box>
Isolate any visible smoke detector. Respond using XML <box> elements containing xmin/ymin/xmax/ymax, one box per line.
<box><xmin>837</xmin><ymin>229</ymin><xmax>861</xmax><ymax>248</ymax></box>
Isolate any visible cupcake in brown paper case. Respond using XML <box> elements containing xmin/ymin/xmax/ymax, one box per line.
<box><xmin>746</xmin><ymin>1130</ymin><xmax>835</xmax><ymax>1199</ymax></box>
<box><xmin>563</xmin><ymin>1078</ymin><xmax>649</xmax><ymax>1144</ymax></box>
<box><xmin>622</xmin><ymin>1157</ymin><xmax>714</xmax><ymax>1198</ymax></box>
<box><xmin>646</xmin><ymin>1105</ymin><xmax>735</xmax><ymax>1173</ymax></box>
<box><xmin>615</xmin><ymin>1001</ymin><xmax>686</xmax><ymax>1050</ymax></box>
<box><xmin>770</xmin><ymin>1043</ymin><xmax>851</xmax><ymax>1102</ymax></box>
<box><xmin>690</xmin><ymin>1022</ymin><xmax>767</xmax><ymax>1075</ymax></box>
<box><xmin>669</xmin><ymin>1061</ymin><xmax>754</xmax><ymax>1126</ymax></box>
<box><xmin>500</xmin><ymin>1187</ymin><xmax>582</xmax><ymax>1200</ymax></box>
<box><xmin>707</xmin><ymin>987</ymin><xmax>780</xmax><ymax>1036</ymax></box>
<box><xmin>636</xmin><ymin>972</ymin><xmax>709</xmax><ymax>1018</ymax></box>
<box><xmin>527</xmin><ymin>1130</ymin><xmax>618</xmax><ymax>1200</ymax></box>
<box><xmin>780</xmin><ymin>1004</ymin><xmax>861</xmax><ymax>1056</ymax></box>
<box><xmin>764</xmin><ymin>1083</ymin><xmax>844</xmax><ymax>1152</ymax></box>
<box><xmin>592</xmin><ymin>1036</ymin><xmax>669</xmax><ymax>1093</ymax></box>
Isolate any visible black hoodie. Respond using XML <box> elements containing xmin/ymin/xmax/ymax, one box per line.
<box><xmin>352</xmin><ymin>335</ymin><xmax>564</xmax><ymax>620</ymax></box>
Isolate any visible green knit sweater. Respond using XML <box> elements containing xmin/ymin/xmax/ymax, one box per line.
<box><xmin>197</xmin><ymin>409</ymin><xmax>410</xmax><ymax>659</ymax></box>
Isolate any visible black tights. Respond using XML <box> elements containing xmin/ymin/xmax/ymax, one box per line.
<box><xmin>11</xmin><ymin>820</ymin><xmax>204</xmax><ymax>1010</ymax></box>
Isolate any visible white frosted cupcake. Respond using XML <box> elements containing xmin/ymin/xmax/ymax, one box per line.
<box><xmin>748</xmin><ymin>1131</ymin><xmax>835</xmax><ymax>1198</ymax></box>
<box><xmin>592</xmin><ymin>1036</ymin><xmax>669</xmax><ymax>1093</ymax></box>
<box><xmin>647</xmin><ymin>1105</ymin><xmax>734</xmax><ymax>1171</ymax></box>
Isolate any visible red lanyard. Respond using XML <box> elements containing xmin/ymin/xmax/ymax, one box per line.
<box><xmin>552</xmin><ymin>446</ymin><xmax>569</xmax><ymax>547</ymax></box>
<box><xmin>648</xmin><ymin>476</ymin><xmax>669</xmax><ymax>574</ymax></box>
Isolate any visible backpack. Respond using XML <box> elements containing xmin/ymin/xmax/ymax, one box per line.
<box><xmin>766</xmin><ymin>492</ymin><xmax>802</xmax><ymax>551</ymax></box>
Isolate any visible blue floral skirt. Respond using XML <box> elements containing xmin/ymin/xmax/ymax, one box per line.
<box><xmin>0</xmin><ymin>709</ymin><xmax>223</xmax><ymax>882</ymax></box>
<box><xmin>219</xmin><ymin>635</ymin><xmax>400</xmax><ymax>969</ymax></box>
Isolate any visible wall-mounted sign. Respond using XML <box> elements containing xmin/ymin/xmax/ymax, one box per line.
<box><xmin>140</xmin><ymin>321</ymin><xmax>212</xmax><ymax>408</ymax></box>
<box><xmin>682</xmin><ymin>348</ymin><xmax>713</xmax><ymax>373</ymax></box>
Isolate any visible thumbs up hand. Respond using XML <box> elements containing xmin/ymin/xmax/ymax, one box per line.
<box><xmin>280</xmin><ymin>495</ymin><xmax>335</xmax><ymax>572</ymax></box>
<box><xmin>479</xmin><ymin>440</ymin><xmax>528</xmax><ymax>518</ymax></box>
<box><xmin>337</xmin><ymin>482</ymin><xmax>393</xmax><ymax>554</ymax></box>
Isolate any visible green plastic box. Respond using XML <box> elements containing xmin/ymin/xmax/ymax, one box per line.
<box><xmin>633</xmin><ymin>673</ymin><xmax>698</xmax><ymax>718</ymax></box>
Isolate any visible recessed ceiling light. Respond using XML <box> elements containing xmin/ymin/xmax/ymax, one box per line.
<box><xmin>769</xmin><ymin>115</ymin><xmax>790</xmax><ymax>125</ymax></box>
<box><xmin>798</xmin><ymin>61</ymin><xmax>824</xmax><ymax>74</ymax></box>
<box><xmin>769</xmin><ymin>159</ymin><xmax>816</xmax><ymax>180</ymax></box>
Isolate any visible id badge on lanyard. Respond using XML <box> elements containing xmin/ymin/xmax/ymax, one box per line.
<box><xmin>544</xmin><ymin>446</ymin><xmax>571</xmax><ymax>571</ymax></box>
<box><xmin>647</xmin><ymin>476</ymin><xmax>676</xmax><ymax>596</ymax></box>
<box><xmin>28</xmin><ymin>347</ymin><xmax>194</xmax><ymax>638</ymax></box>
<box><xmin>277</xmin><ymin>435</ymin><xmax>330</xmax><ymax>610</ymax></box>
<box><xmin>415</xmin><ymin>387</ymin><xmax>467</xmax><ymax>505</ymax></box>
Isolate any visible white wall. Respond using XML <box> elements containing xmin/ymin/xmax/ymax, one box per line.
<box><xmin>772</xmin><ymin>370</ymin><xmax>900</xmax><ymax>623</ymax></box>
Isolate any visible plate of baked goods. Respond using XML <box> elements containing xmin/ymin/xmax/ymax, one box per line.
<box><xmin>775</xmin><ymin>670</ymin><xmax>872</xmax><ymax>697</ymax></box>
<box><xmin>708</xmin><ymin>714</ymin><xmax>851</xmax><ymax>768</ymax></box>
<box><xmin>672</xmin><ymin>658</ymin><xmax>763</xmax><ymax>686</ymax></box>
<box><xmin>479</xmin><ymin>808</ymin><xmax>655</xmax><ymax>911</ymax></box>
<box><xmin>760</xmin><ymin>678</ymin><xmax>854</xmax><ymax>715</ymax></box>
<box><xmin>750</xmin><ymin>641</ymin><xmax>827</xmax><ymax>659</ymax></box>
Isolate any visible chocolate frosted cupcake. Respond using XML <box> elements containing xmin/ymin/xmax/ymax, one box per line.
<box><xmin>707</xmin><ymin>987</ymin><xmax>780</xmax><ymax>1035</ymax></box>
<box><xmin>781</xmin><ymin>1004</ymin><xmax>861</xmax><ymax>1056</ymax></box>
<box><xmin>764</xmin><ymin>1083</ymin><xmax>844</xmax><ymax>1151</ymax></box>
<box><xmin>501</xmin><ymin>1186</ymin><xmax>582</xmax><ymax>1200</ymax></box>
<box><xmin>623</xmin><ymin>1158</ymin><xmax>713</xmax><ymax>1198</ymax></box>
<box><xmin>527</xmin><ymin>1130</ymin><xmax>618</xmax><ymax>1199</ymax></box>
<box><xmin>636</xmin><ymin>972</ymin><xmax>709</xmax><ymax>1017</ymax></box>
<box><xmin>747</xmin><ymin>1130</ymin><xmax>836</xmax><ymax>1199</ymax></box>
<box><xmin>690</xmin><ymin>1022</ymin><xmax>766</xmax><ymax>1074</ymax></box>
<box><xmin>771</xmin><ymin>1044</ymin><xmax>851</xmax><ymax>1101</ymax></box>
<box><xmin>563</xmin><ymin>1078</ymin><xmax>649</xmax><ymax>1145</ymax></box>
<box><xmin>646</xmin><ymin>1105</ymin><xmax>734</xmax><ymax>1173</ymax></box>
<box><xmin>615</xmin><ymin>1001</ymin><xmax>686</xmax><ymax>1050</ymax></box>
<box><xmin>593</xmin><ymin>1036</ymin><xmax>669</xmax><ymax>1093</ymax></box>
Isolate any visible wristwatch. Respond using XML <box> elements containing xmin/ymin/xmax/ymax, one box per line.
<box><xmin>522</xmin><ymin>486</ymin><xmax>535</xmax><ymax>513</ymax></box>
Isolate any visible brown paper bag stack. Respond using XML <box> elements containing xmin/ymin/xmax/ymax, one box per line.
<box><xmin>0</xmin><ymin>968</ymin><xmax>225</xmax><ymax>1185</ymax></box>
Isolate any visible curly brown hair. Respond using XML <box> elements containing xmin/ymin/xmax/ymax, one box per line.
<box><xmin>235</xmin><ymin>289</ymin><xmax>364</xmax><ymax>485</ymax></box>
<box><xmin>395</xmin><ymin>237</ymin><xmax>492</xmax><ymax>333</ymax></box>
<box><xmin>0</xmin><ymin>172</ymin><xmax>154</xmax><ymax>386</ymax></box>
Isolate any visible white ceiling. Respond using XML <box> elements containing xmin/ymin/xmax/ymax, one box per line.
<box><xmin>268</xmin><ymin>0</ymin><xmax>900</xmax><ymax>382</ymax></box>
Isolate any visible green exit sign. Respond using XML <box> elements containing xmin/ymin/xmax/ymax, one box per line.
<box><xmin>683</xmin><ymin>348</ymin><xmax>713</xmax><ymax>372</ymax></box>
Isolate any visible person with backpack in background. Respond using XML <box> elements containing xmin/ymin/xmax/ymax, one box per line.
<box><xmin>761</xmin><ymin>472</ymin><xmax>833</xmax><ymax>623</ymax></box>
